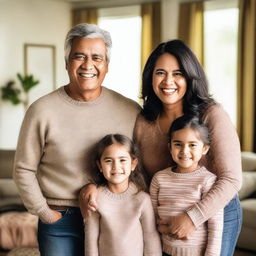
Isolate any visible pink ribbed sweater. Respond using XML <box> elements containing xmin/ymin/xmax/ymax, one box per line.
<box><xmin>150</xmin><ymin>167</ymin><xmax>223</xmax><ymax>256</ymax></box>
<box><xmin>134</xmin><ymin>104</ymin><xmax>242</xmax><ymax>227</ymax></box>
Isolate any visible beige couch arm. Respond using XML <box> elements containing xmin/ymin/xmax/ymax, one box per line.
<box><xmin>241</xmin><ymin>151</ymin><xmax>256</xmax><ymax>172</ymax></box>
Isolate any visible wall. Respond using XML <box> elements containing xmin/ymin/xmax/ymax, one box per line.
<box><xmin>0</xmin><ymin>0</ymin><xmax>71</xmax><ymax>149</ymax></box>
<box><xmin>161</xmin><ymin>0</ymin><xmax>198</xmax><ymax>41</ymax></box>
<box><xmin>161</xmin><ymin>0</ymin><xmax>180</xmax><ymax>41</ymax></box>
<box><xmin>0</xmin><ymin>0</ymin><xmax>184</xmax><ymax>149</ymax></box>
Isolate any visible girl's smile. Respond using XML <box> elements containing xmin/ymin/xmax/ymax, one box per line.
<box><xmin>170</xmin><ymin>127</ymin><xmax>209</xmax><ymax>173</ymax></box>
<box><xmin>97</xmin><ymin>143</ymin><xmax>137</xmax><ymax>193</ymax></box>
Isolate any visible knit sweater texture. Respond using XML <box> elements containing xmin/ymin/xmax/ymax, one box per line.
<box><xmin>13</xmin><ymin>86</ymin><xmax>140</xmax><ymax>223</ymax></box>
<box><xmin>134</xmin><ymin>104</ymin><xmax>242</xmax><ymax>227</ymax></box>
<box><xmin>150</xmin><ymin>167</ymin><xmax>223</xmax><ymax>256</ymax></box>
<box><xmin>84</xmin><ymin>183</ymin><xmax>162</xmax><ymax>256</ymax></box>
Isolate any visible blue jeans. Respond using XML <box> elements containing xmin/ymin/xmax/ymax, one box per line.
<box><xmin>221</xmin><ymin>195</ymin><xmax>242</xmax><ymax>256</ymax></box>
<box><xmin>38</xmin><ymin>207</ymin><xmax>84</xmax><ymax>256</ymax></box>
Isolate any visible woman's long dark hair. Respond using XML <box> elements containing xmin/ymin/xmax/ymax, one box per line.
<box><xmin>141</xmin><ymin>39</ymin><xmax>215</xmax><ymax>121</ymax></box>
<box><xmin>89</xmin><ymin>134</ymin><xmax>147</xmax><ymax>192</ymax></box>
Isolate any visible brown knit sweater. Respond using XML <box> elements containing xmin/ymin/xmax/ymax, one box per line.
<box><xmin>134</xmin><ymin>104</ymin><xmax>242</xmax><ymax>227</ymax></box>
<box><xmin>13</xmin><ymin>86</ymin><xmax>140</xmax><ymax>223</ymax></box>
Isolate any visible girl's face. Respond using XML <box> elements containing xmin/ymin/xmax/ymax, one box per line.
<box><xmin>152</xmin><ymin>53</ymin><xmax>187</xmax><ymax>110</ymax></box>
<box><xmin>169</xmin><ymin>127</ymin><xmax>209</xmax><ymax>173</ymax></box>
<box><xmin>97</xmin><ymin>143</ymin><xmax>138</xmax><ymax>193</ymax></box>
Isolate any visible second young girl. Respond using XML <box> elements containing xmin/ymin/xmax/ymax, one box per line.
<box><xmin>84</xmin><ymin>134</ymin><xmax>162</xmax><ymax>256</ymax></box>
<box><xmin>150</xmin><ymin>115</ymin><xmax>223</xmax><ymax>256</ymax></box>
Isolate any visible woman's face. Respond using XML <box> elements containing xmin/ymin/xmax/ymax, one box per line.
<box><xmin>152</xmin><ymin>53</ymin><xmax>187</xmax><ymax>108</ymax></box>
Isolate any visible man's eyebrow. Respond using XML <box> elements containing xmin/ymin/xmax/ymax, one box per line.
<box><xmin>73</xmin><ymin>52</ymin><xmax>85</xmax><ymax>56</ymax></box>
<box><xmin>92</xmin><ymin>53</ymin><xmax>105</xmax><ymax>59</ymax></box>
<box><xmin>72</xmin><ymin>52</ymin><xmax>105</xmax><ymax>58</ymax></box>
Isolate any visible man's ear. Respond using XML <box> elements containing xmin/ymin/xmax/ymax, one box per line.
<box><xmin>202</xmin><ymin>145</ymin><xmax>210</xmax><ymax>155</ymax></box>
<box><xmin>97</xmin><ymin>160</ymin><xmax>102</xmax><ymax>172</ymax></box>
<box><xmin>131</xmin><ymin>158</ymin><xmax>138</xmax><ymax>171</ymax></box>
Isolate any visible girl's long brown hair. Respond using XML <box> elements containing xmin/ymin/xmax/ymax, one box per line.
<box><xmin>89</xmin><ymin>134</ymin><xmax>148</xmax><ymax>192</ymax></box>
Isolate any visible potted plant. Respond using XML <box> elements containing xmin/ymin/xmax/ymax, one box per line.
<box><xmin>1</xmin><ymin>73</ymin><xmax>39</xmax><ymax>108</ymax></box>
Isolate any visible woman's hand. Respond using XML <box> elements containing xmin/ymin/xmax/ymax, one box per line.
<box><xmin>79</xmin><ymin>184</ymin><xmax>98</xmax><ymax>219</ymax></box>
<box><xmin>157</xmin><ymin>213</ymin><xmax>196</xmax><ymax>239</ymax></box>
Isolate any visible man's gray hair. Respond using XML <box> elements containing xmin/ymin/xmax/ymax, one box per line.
<box><xmin>64</xmin><ymin>23</ymin><xmax>112</xmax><ymax>63</ymax></box>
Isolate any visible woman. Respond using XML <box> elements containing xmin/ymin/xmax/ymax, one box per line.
<box><xmin>82</xmin><ymin>40</ymin><xmax>242</xmax><ymax>256</ymax></box>
<box><xmin>133</xmin><ymin>39</ymin><xmax>242</xmax><ymax>256</ymax></box>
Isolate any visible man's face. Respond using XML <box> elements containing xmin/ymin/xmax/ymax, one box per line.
<box><xmin>66</xmin><ymin>37</ymin><xmax>109</xmax><ymax>101</ymax></box>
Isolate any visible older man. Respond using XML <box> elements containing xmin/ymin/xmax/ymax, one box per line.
<box><xmin>13</xmin><ymin>24</ymin><xmax>140</xmax><ymax>256</ymax></box>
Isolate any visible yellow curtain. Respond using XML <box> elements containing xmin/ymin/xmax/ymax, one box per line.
<box><xmin>237</xmin><ymin>0</ymin><xmax>256</xmax><ymax>152</ymax></box>
<box><xmin>141</xmin><ymin>2</ymin><xmax>161</xmax><ymax>70</ymax></box>
<box><xmin>178</xmin><ymin>2</ymin><xmax>204</xmax><ymax>65</ymax></box>
<box><xmin>72</xmin><ymin>8</ymin><xmax>98</xmax><ymax>26</ymax></box>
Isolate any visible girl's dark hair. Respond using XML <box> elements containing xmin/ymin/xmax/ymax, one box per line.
<box><xmin>141</xmin><ymin>39</ymin><xmax>215</xmax><ymax>121</ymax></box>
<box><xmin>168</xmin><ymin>115</ymin><xmax>211</xmax><ymax>146</ymax></box>
<box><xmin>90</xmin><ymin>134</ymin><xmax>147</xmax><ymax>192</ymax></box>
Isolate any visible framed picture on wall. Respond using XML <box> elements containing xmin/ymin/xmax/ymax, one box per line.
<box><xmin>24</xmin><ymin>43</ymin><xmax>56</xmax><ymax>106</ymax></box>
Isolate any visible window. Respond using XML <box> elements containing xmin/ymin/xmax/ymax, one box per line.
<box><xmin>204</xmin><ymin>0</ymin><xmax>239</xmax><ymax>125</ymax></box>
<box><xmin>98</xmin><ymin>5</ymin><xmax>142</xmax><ymax>102</ymax></box>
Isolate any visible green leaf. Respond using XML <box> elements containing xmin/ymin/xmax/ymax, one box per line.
<box><xmin>1</xmin><ymin>81</ymin><xmax>21</xmax><ymax>105</ymax></box>
<box><xmin>17</xmin><ymin>73</ymin><xmax>39</xmax><ymax>92</ymax></box>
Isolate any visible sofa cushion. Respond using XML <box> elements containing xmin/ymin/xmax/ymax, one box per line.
<box><xmin>0</xmin><ymin>150</ymin><xmax>15</xmax><ymax>178</ymax></box>
<box><xmin>0</xmin><ymin>178</ymin><xmax>19</xmax><ymax>197</ymax></box>
<box><xmin>240</xmin><ymin>199</ymin><xmax>256</xmax><ymax>229</ymax></box>
<box><xmin>241</xmin><ymin>151</ymin><xmax>256</xmax><ymax>172</ymax></box>
<box><xmin>0</xmin><ymin>212</ymin><xmax>38</xmax><ymax>250</ymax></box>
<box><xmin>7</xmin><ymin>248</ymin><xmax>40</xmax><ymax>256</ymax></box>
<box><xmin>239</xmin><ymin>172</ymin><xmax>256</xmax><ymax>200</ymax></box>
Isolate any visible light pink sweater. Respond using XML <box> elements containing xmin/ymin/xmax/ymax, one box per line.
<box><xmin>134</xmin><ymin>104</ymin><xmax>242</xmax><ymax>227</ymax></box>
<box><xmin>84</xmin><ymin>183</ymin><xmax>162</xmax><ymax>256</ymax></box>
<box><xmin>150</xmin><ymin>167</ymin><xmax>223</xmax><ymax>256</ymax></box>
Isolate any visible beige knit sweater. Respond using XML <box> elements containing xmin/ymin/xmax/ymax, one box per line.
<box><xmin>150</xmin><ymin>167</ymin><xmax>223</xmax><ymax>256</ymax></box>
<box><xmin>134</xmin><ymin>104</ymin><xmax>242</xmax><ymax>227</ymax></box>
<box><xmin>13</xmin><ymin>86</ymin><xmax>140</xmax><ymax>223</ymax></box>
<box><xmin>84</xmin><ymin>183</ymin><xmax>162</xmax><ymax>256</ymax></box>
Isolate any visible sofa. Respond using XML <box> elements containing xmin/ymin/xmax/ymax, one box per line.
<box><xmin>237</xmin><ymin>151</ymin><xmax>256</xmax><ymax>252</ymax></box>
<box><xmin>0</xmin><ymin>150</ymin><xmax>23</xmax><ymax>212</ymax></box>
<box><xmin>0</xmin><ymin>150</ymin><xmax>38</xmax><ymax>251</ymax></box>
<box><xmin>1</xmin><ymin>150</ymin><xmax>256</xmax><ymax>253</ymax></box>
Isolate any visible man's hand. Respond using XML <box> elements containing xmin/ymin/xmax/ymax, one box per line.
<box><xmin>158</xmin><ymin>213</ymin><xmax>196</xmax><ymax>239</ymax></box>
<box><xmin>79</xmin><ymin>184</ymin><xmax>98</xmax><ymax>219</ymax></box>
<box><xmin>51</xmin><ymin>210</ymin><xmax>62</xmax><ymax>223</ymax></box>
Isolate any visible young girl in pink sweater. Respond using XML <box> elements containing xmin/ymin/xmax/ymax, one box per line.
<box><xmin>150</xmin><ymin>115</ymin><xmax>223</xmax><ymax>256</ymax></box>
<box><xmin>84</xmin><ymin>134</ymin><xmax>162</xmax><ymax>256</ymax></box>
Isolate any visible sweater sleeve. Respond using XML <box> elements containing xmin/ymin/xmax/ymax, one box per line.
<box><xmin>202</xmin><ymin>176</ymin><xmax>223</xmax><ymax>256</ymax></box>
<box><xmin>149</xmin><ymin>174</ymin><xmax>160</xmax><ymax>215</ymax></box>
<box><xmin>84</xmin><ymin>211</ymin><xmax>100</xmax><ymax>256</ymax></box>
<box><xmin>140</xmin><ymin>193</ymin><xmax>162</xmax><ymax>256</ymax></box>
<box><xmin>186</xmin><ymin>105</ymin><xmax>242</xmax><ymax>227</ymax></box>
<box><xmin>13</xmin><ymin>104</ymin><xmax>54</xmax><ymax>223</ymax></box>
